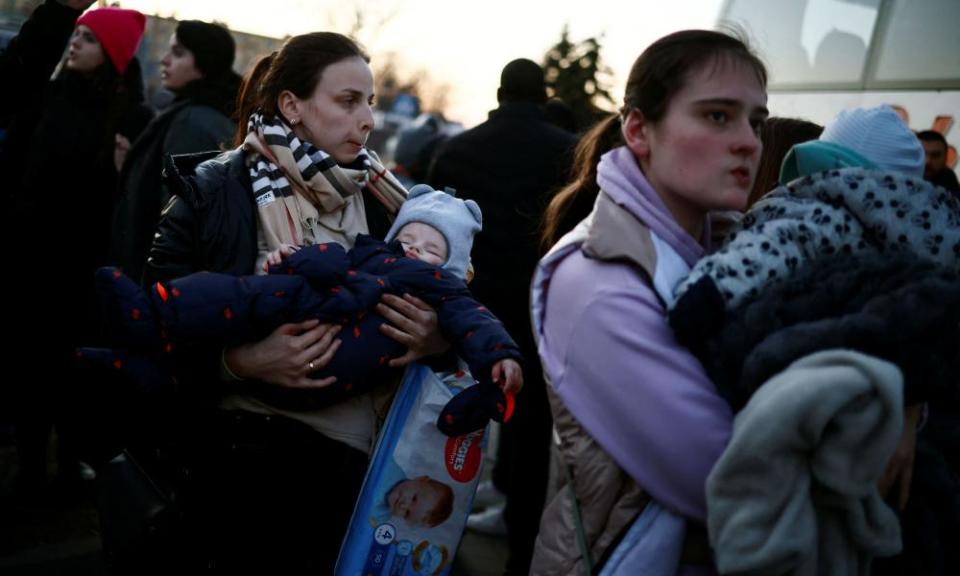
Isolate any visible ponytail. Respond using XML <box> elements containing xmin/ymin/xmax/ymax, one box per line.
<box><xmin>540</xmin><ymin>114</ymin><xmax>622</xmax><ymax>252</ymax></box>
<box><xmin>233</xmin><ymin>52</ymin><xmax>276</xmax><ymax>145</ymax></box>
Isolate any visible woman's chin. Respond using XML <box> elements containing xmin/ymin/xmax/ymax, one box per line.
<box><xmin>715</xmin><ymin>189</ymin><xmax>751</xmax><ymax>213</ymax></box>
<box><xmin>333</xmin><ymin>151</ymin><xmax>362</xmax><ymax>165</ymax></box>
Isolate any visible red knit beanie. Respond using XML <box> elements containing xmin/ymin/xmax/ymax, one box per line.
<box><xmin>76</xmin><ymin>8</ymin><xmax>146</xmax><ymax>74</ymax></box>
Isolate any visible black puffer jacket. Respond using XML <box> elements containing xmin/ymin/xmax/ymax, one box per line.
<box><xmin>144</xmin><ymin>149</ymin><xmax>394</xmax><ymax>286</ymax></box>
<box><xmin>15</xmin><ymin>69</ymin><xmax>152</xmax><ymax>348</ymax></box>
<box><xmin>144</xmin><ymin>150</ymin><xmax>258</xmax><ymax>285</ymax></box>
<box><xmin>428</xmin><ymin>102</ymin><xmax>575</xmax><ymax>365</ymax></box>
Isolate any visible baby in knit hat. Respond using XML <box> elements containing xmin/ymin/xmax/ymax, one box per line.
<box><xmin>84</xmin><ymin>185</ymin><xmax>522</xmax><ymax>436</ymax></box>
<box><xmin>779</xmin><ymin>104</ymin><xmax>925</xmax><ymax>184</ymax></box>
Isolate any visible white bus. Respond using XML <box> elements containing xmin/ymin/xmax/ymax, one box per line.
<box><xmin>719</xmin><ymin>0</ymin><xmax>960</xmax><ymax>167</ymax></box>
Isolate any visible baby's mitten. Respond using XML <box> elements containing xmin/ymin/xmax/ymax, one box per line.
<box><xmin>437</xmin><ymin>384</ymin><xmax>514</xmax><ymax>437</ymax></box>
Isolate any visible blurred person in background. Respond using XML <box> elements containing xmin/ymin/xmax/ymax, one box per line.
<box><xmin>111</xmin><ymin>19</ymin><xmax>241</xmax><ymax>282</ymax></box>
<box><xmin>388</xmin><ymin>112</ymin><xmax>450</xmax><ymax>189</ymax></box>
<box><xmin>916</xmin><ymin>129</ymin><xmax>959</xmax><ymax>194</ymax></box>
<box><xmin>429</xmin><ymin>57</ymin><xmax>576</xmax><ymax>575</ymax></box>
<box><xmin>0</xmin><ymin>1</ymin><xmax>152</xmax><ymax>497</ymax></box>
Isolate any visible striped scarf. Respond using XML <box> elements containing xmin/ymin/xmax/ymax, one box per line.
<box><xmin>243</xmin><ymin>112</ymin><xmax>407</xmax><ymax>251</ymax></box>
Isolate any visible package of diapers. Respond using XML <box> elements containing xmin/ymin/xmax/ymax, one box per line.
<box><xmin>336</xmin><ymin>362</ymin><xmax>487</xmax><ymax>575</ymax></box>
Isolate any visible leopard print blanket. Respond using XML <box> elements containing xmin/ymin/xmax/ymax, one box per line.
<box><xmin>674</xmin><ymin>167</ymin><xmax>960</xmax><ymax>310</ymax></box>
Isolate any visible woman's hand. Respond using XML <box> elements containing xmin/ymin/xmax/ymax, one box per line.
<box><xmin>223</xmin><ymin>319</ymin><xmax>342</xmax><ymax>389</ymax></box>
<box><xmin>376</xmin><ymin>294</ymin><xmax>450</xmax><ymax>367</ymax></box>
<box><xmin>878</xmin><ymin>403</ymin><xmax>923</xmax><ymax>511</ymax></box>
<box><xmin>114</xmin><ymin>134</ymin><xmax>131</xmax><ymax>173</ymax></box>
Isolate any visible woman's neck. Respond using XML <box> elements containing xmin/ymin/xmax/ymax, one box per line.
<box><xmin>655</xmin><ymin>192</ymin><xmax>705</xmax><ymax>242</ymax></box>
<box><xmin>637</xmin><ymin>157</ymin><xmax>706</xmax><ymax>243</ymax></box>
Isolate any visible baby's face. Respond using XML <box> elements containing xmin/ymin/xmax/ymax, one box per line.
<box><xmin>396</xmin><ymin>222</ymin><xmax>447</xmax><ymax>267</ymax></box>
<box><xmin>387</xmin><ymin>476</ymin><xmax>443</xmax><ymax>526</ymax></box>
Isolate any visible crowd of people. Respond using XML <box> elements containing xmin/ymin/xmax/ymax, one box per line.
<box><xmin>1</xmin><ymin>1</ymin><xmax>958</xmax><ymax>575</ymax></box>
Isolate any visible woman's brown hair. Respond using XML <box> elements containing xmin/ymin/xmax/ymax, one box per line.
<box><xmin>747</xmin><ymin>117</ymin><xmax>823</xmax><ymax>208</ymax></box>
<box><xmin>540</xmin><ymin>29</ymin><xmax>767</xmax><ymax>251</ymax></box>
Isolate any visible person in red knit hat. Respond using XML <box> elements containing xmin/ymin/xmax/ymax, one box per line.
<box><xmin>0</xmin><ymin>0</ymin><xmax>154</xmax><ymax>501</ymax></box>
<box><xmin>74</xmin><ymin>6</ymin><xmax>146</xmax><ymax>74</ymax></box>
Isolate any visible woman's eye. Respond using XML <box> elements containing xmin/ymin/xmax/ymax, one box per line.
<box><xmin>707</xmin><ymin>110</ymin><xmax>729</xmax><ymax>124</ymax></box>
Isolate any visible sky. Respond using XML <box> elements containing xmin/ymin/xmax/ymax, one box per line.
<box><xmin>115</xmin><ymin>0</ymin><xmax>725</xmax><ymax>127</ymax></box>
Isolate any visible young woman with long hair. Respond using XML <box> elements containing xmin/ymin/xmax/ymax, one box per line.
<box><xmin>531</xmin><ymin>30</ymin><xmax>768</xmax><ymax>574</ymax></box>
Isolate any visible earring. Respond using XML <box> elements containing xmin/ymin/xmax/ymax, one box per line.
<box><xmin>290</xmin><ymin>118</ymin><xmax>299</xmax><ymax>126</ymax></box>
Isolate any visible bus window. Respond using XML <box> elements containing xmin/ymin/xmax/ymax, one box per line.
<box><xmin>720</xmin><ymin>0</ymin><xmax>880</xmax><ymax>88</ymax></box>
<box><xmin>872</xmin><ymin>0</ymin><xmax>960</xmax><ymax>86</ymax></box>
<box><xmin>720</xmin><ymin>0</ymin><xmax>960</xmax><ymax>89</ymax></box>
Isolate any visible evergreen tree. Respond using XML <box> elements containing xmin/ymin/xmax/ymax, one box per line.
<box><xmin>543</xmin><ymin>25</ymin><xmax>616</xmax><ymax>132</ymax></box>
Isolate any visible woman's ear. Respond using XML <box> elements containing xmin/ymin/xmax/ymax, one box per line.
<box><xmin>277</xmin><ymin>90</ymin><xmax>301</xmax><ymax>125</ymax></box>
<box><xmin>622</xmin><ymin>109</ymin><xmax>651</xmax><ymax>160</ymax></box>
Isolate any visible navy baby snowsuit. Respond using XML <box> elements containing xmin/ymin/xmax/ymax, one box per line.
<box><xmin>88</xmin><ymin>234</ymin><xmax>521</xmax><ymax>433</ymax></box>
